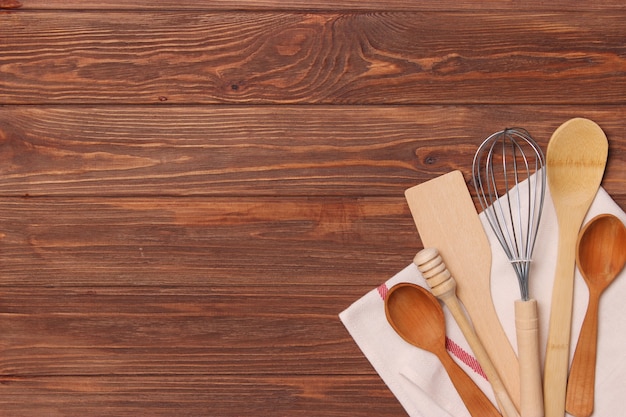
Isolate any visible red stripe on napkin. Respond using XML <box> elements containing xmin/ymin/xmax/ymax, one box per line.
<box><xmin>377</xmin><ymin>282</ymin><xmax>487</xmax><ymax>381</ymax></box>
<box><xmin>377</xmin><ymin>283</ymin><xmax>389</xmax><ymax>300</ymax></box>
<box><xmin>445</xmin><ymin>337</ymin><xmax>487</xmax><ymax>379</ymax></box>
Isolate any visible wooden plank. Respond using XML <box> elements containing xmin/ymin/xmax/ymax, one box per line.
<box><xmin>3</xmin><ymin>0</ymin><xmax>626</xmax><ymax>11</ymax></box>
<box><xmin>0</xmin><ymin>197</ymin><xmax>409</xmax><ymax>413</ymax></box>
<box><xmin>0</xmin><ymin>285</ymin><xmax>382</xmax><ymax>376</ymax></box>
<box><xmin>0</xmin><ymin>375</ymin><xmax>405</xmax><ymax>417</ymax></box>
<box><xmin>3</xmin><ymin>12</ymin><xmax>626</xmax><ymax>104</ymax></box>
<box><xmin>0</xmin><ymin>196</ymin><xmax>419</xmax><ymax>286</ymax></box>
<box><xmin>1</xmin><ymin>106</ymin><xmax>624</xmax><ymax>199</ymax></box>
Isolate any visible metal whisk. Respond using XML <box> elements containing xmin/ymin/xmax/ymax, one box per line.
<box><xmin>472</xmin><ymin>128</ymin><xmax>545</xmax><ymax>417</ymax></box>
<box><xmin>472</xmin><ymin>128</ymin><xmax>546</xmax><ymax>300</ymax></box>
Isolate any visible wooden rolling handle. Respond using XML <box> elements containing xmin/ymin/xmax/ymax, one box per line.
<box><xmin>515</xmin><ymin>299</ymin><xmax>544</xmax><ymax>417</ymax></box>
<box><xmin>415</xmin><ymin>248</ymin><xmax>519</xmax><ymax>417</ymax></box>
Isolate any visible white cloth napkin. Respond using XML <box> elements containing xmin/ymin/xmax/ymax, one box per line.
<box><xmin>339</xmin><ymin>182</ymin><xmax>626</xmax><ymax>417</ymax></box>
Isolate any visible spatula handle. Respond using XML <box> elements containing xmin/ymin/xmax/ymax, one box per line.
<box><xmin>515</xmin><ymin>299</ymin><xmax>544</xmax><ymax>417</ymax></box>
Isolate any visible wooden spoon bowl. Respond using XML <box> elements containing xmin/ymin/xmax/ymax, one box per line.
<box><xmin>384</xmin><ymin>283</ymin><xmax>501</xmax><ymax>417</ymax></box>
<box><xmin>576</xmin><ymin>214</ymin><xmax>626</xmax><ymax>290</ymax></box>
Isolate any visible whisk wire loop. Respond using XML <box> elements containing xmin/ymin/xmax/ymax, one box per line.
<box><xmin>472</xmin><ymin>128</ymin><xmax>546</xmax><ymax>301</ymax></box>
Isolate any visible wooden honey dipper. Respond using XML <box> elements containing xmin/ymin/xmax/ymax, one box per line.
<box><xmin>415</xmin><ymin>247</ymin><xmax>519</xmax><ymax>417</ymax></box>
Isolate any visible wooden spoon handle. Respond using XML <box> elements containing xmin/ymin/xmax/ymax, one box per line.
<box><xmin>438</xmin><ymin>350</ymin><xmax>503</xmax><ymax>417</ymax></box>
<box><xmin>515</xmin><ymin>299</ymin><xmax>544</xmax><ymax>417</ymax></box>
<box><xmin>565</xmin><ymin>293</ymin><xmax>601</xmax><ymax>417</ymax></box>
<box><xmin>543</xmin><ymin>223</ymin><xmax>579</xmax><ymax>417</ymax></box>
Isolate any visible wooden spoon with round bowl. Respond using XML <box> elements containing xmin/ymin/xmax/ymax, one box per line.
<box><xmin>543</xmin><ymin>117</ymin><xmax>608</xmax><ymax>417</ymax></box>
<box><xmin>384</xmin><ymin>283</ymin><xmax>501</xmax><ymax>417</ymax></box>
<box><xmin>565</xmin><ymin>214</ymin><xmax>626</xmax><ymax>417</ymax></box>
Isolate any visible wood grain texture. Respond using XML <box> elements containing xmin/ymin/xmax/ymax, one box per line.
<box><xmin>3</xmin><ymin>0</ymin><xmax>626</xmax><ymax>11</ymax></box>
<box><xmin>0</xmin><ymin>197</ymin><xmax>413</xmax><ymax>414</ymax></box>
<box><xmin>2</xmin><ymin>2</ymin><xmax>626</xmax><ymax>416</ymax></box>
<box><xmin>0</xmin><ymin>376</ymin><xmax>403</xmax><ymax>417</ymax></box>
<box><xmin>2</xmin><ymin>11</ymin><xmax>626</xmax><ymax>104</ymax></box>
<box><xmin>0</xmin><ymin>197</ymin><xmax>418</xmax><ymax>286</ymax></box>
<box><xmin>0</xmin><ymin>286</ymin><xmax>381</xmax><ymax>376</ymax></box>
<box><xmin>0</xmin><ymin>106</ymin><xmax>624</xmax><ymax>200</ymax></box>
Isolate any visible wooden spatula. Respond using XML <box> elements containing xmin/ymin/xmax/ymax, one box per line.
<box><xmin>405</xmin><ymin>170</ymin><xmax>520</xmax><ymax>410</ymax></box>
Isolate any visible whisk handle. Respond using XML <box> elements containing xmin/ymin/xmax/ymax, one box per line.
<box><xmin>515</xmin><ymin>299</ymin><xmax>544</xmax><ymax>417</ymax></box>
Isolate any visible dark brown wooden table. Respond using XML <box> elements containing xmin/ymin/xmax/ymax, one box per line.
<box><xmin>1</xmin><ymin>1</ymin><xmax>625</xmax><ymax>415</ymax></box>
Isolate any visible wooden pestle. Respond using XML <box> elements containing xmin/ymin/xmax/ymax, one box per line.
<box><xmin>415</xmin><ymin>248</ymin><xmax>519</xmax><ymax>417</ymax></box>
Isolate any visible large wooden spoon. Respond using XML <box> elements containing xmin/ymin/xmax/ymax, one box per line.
<box><xmin>543</xmin><ymin>118</ymin><xmax>608</xmax><ymax>417</ymax></box>
<box><xmin>384</xmin><ymin>283</ymin><xmax>502</xmax><ymax>417</ymax></box>
<box><xmin>565</xmin><ymin>214</ymin><xmax>626</xmax><ymax>417</ymax></box>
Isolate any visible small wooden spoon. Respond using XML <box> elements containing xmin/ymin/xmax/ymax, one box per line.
<box><xmin>565</xmin><ymin>214</ymin><xmax>626</xmax><ymax>417</ymax></box>
<box><xmin>384</xmin><ymin>283</ymin><xmax>502</xmax><ymax>417</ymax></box>
<box><xmin>543</xmin><ymin>118</ymin><xmax>608</xmax><ymax>417</ymax></box>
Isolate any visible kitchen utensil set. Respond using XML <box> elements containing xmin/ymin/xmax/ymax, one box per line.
<box><xmin>385</xmin><ymin>118</ymin><xmax>623</xmax><ymax>417</ymax></box>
